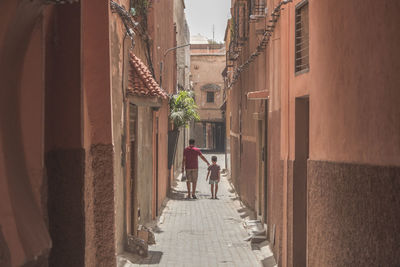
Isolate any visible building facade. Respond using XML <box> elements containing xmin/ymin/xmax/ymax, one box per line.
<box><xmin>190</xmin><ymin>42</ymin><xmax>226</xmax><ymax>152</ymax></box>
<box><xmin>172</xmin><ymin>0</ymin><xmax>191</xmax><ymax>179</ymax></box>
<box><xmin>225</xmin><ymin>0</ymin><xmax>400</xmax><ymax>266</ymax></box>
<box><xmin>0</xmin><ymin>0</ymin><xmax>177</xmax><ymax>266</ymax></box>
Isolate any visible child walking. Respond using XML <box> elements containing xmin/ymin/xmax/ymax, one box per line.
<box><xmin>206</xmin><ymin>156</ymin><xmax>221</xmax><ymax>199</ymax></box>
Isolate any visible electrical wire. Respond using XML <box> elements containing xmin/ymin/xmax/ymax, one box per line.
<box><xmin>228</xmin><ymin>0</ymin><xmax>292</xmax><ymax>88</ymax></box>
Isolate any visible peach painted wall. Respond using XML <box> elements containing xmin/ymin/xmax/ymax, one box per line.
<box><xmin>82</xmin><ymin>1</ymin><xmax>115</xmax><ymax>266</ymax></box>
<box><xmin>0</xmin><ymin>1</ymin><xmax>51</xmax><ymax>265</ymax></box>
<box><xmin>148</xmin><ymin>0</ymin><xmax>175</xmax><ymax>214</ymax></box>
<box><xmin>109</xmin><ymin>0</ymin><xmax>131</xmax><ymax>254</ymax></box>
<box><xmin>280</xmin><ymin>0</ymin><xmax>400</xmax><ymax>166</ymax></box>
<box><xmin>82</xmin><ymin>0</ymin><xmax>113</xmax><ymax>147</ymax></box>
<box><xmin>309</xmin><ymin>0</ymin><xmax>400</xmax><ymax>166</ymax></box>
<box><xmin>21</xmin><ymin>17</ymin><xmax>45</xmax><ymax>220</ymax></box>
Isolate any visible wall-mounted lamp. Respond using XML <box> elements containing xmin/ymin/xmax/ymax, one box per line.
<box><xmin>159</xmin><ymin>43</ymin><xmax>191</xmax><ymax>89</ymax></box>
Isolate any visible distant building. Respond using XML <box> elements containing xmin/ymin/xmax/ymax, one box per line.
<box><xmin>190</xmin><ymin>33</ymin><xmax>209</xmax><ymax>44</ymax></box>
<box><xmin>190</xmin><ymin>43</ymin><xmax>226</xmax><ymax>152</ymax></box>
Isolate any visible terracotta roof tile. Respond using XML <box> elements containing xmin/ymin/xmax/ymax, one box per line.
<box><xmin>127</xmin><ymin>52</ymin><xmax>168</xmax><ymax>99</ymax></box>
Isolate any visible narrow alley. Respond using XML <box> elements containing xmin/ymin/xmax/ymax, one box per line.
<box><xmin>1</xmin><ymin>0</ymin><xmax>400</xmax><ymax>266</ymax></box>
<box><xmin>119</xmin><ymin>154</ymin><xmax>268</xmax><ymax>267</ymax></box>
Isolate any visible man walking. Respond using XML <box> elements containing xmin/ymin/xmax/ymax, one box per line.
<box><xmin>182</xmin><ymin>139</ymin><xmax>210</xmax><ymax>199</ymax></box>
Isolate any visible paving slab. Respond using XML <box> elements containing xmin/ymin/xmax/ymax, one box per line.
<box><xmin>118</xmin><ymin>153</ymin><xmax>266</xmax><ymax>267</ymax></box>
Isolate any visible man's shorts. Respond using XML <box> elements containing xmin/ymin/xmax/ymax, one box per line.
<box><xmin>186</xmin><ymin>169</ymin><xmax>198</xmax><ymax>183</ymax></box>
<box><xmin>209</xmin><ymin>179</ymin><xmax>219</xmax><ymax>185</ymax></box>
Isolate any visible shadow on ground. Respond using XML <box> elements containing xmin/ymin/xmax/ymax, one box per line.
<box><xmin>168</xmin><ymin>188</ymin><xmax>211</xmax><ymax>200</ymax></box>
<box><xmin>237</xmin><ymin>206</ymin><xmax>256</xmax><ymax>219</ymax></box>
<box><xmin>168</xmin><ymin>188</ymin><xmax>186</xmax><ymax>200</ymax></box>
<box><xmin>261</xmin><ymin>255</ymin><xmax>277</xmax><ymax>267</ymax></box>
<box><xmin>151</xmin><ymin>225</ymin><xmax>163</xmax><ymax>234</ymax></box>
<box><xmin>118</xmin><ymin>251</ymin><xmax>163</xmax><ymax>266</ymax></box>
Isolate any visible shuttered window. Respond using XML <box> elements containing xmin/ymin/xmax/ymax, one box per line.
<box><xmin>251</xmin><ymin>0</ymin><xmax>266</xmax><ymax>17</ymax></box>
<box><xmin>234</xmin><ymin>0</ymin><xmax>249</xmax><ymax>43</ymax></box>
<box><xmin>295</xmin><ymin>1</ymin><xmax>309</xmax><ymax>74</ymax></box>
<box><xmin>207</xmin><ymin>92</ymin><xmax>215</xmax><ymax>103</ymax></box>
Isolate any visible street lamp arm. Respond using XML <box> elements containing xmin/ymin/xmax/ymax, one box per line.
<box><xmin>160</xmin><ymin>43</ymin><xmax>190</xmax><ymax>88</ymax></box>
<box><xmin>163</xmin><ymin>43</ymin><xmax>191</xmax><ymax>58</ymax></box>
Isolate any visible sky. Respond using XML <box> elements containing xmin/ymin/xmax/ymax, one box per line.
<box><xmin>185</xmin><ymin>0</ymin><xmax>231</xmax><ymax>43</ymax></box>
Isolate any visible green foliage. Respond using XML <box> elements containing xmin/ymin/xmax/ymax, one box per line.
<box><xmin>207</xmin><ymin>39</ymin><xmax>224</xmax><ymax>45</ymax></box>
<box><xmin>230</xmin><ymin>18</ymin><xmax>236</xmax><ymax>41</ymax></box>
<box><xmin>169</xmin><ymin>91</ymin><xmax>200</xmax><ymax>129</ymax></box>
<box><xmin>132</xmin><ymin>0</ymin><xmax>149</xmax><ymax>17</ymax></box>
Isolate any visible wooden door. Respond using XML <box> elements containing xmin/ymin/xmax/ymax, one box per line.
<box><xmin>126</xmin><ymin>104</ymin><xmax>138</xmax><ymax>235</ymax></box>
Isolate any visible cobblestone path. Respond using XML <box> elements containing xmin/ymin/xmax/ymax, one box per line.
<box><xmin>119</xmin><ymin>153</ymin><xmax>262</xmax><ymax>267</ymax></box>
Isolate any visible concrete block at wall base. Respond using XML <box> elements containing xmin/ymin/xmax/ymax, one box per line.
<box><xmin>88</xmin><ymin>144</ymin><xmax>116</xmax><ymax>267</ymax></box>
<box><xmin>0</xmin><ymin>226</ymin><xmax>11</xmax><ymax>267</ymax></box>
<box><xmin>46</xmin><ymin>148</ymin><xmax>85</xmax><ymax>267</ymax></box>
<box><xmin>308</xmin><ymin>160</ymin><xmax>400</xmax><ymax>267</ymax></box>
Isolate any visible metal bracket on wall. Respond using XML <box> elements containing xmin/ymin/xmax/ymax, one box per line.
<box><xmin>44</xmin><ymin>0</ymin><xmax>79</xmax><ymax>4</ymax></box>
<box><xmin>272</xmin><ymin>224</ymin><xmax>276</xmax><ymax>246</ymax></box>
<box><xmin>262</xmin><ymin>146</ymin><xmax>265</xmax><ymax>162</ymax></box>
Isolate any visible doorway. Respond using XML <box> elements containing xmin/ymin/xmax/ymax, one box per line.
<box><xmin>215</xmin><ymin>122</ymin><xmax>225</xmax><ymax>152</ymax></box>
<box><xmin>126</xmin><ymin>103</ymin><xmax>137</xmax><ymax>236</ymax></box>
<box><xmin>263</xmin><ymin>100</ymin><xmax>269</xmax><ymax>222</ymax></box>
<box><xmin>155</xmin><ymin>116</ymin><xmax>159</xmax><ymax>216</ymax></box>
<box><xmin>293</xmin><ymin>97</ymin><xmax>309</xmax><ymax>267</ymax></box>
<box><xmin>193</xmin><ymin>121</ymin><xmax>226</xmax><ymax>152</ymax></box>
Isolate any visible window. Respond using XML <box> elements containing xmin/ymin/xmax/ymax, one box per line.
<box><xmin>295</xmin><ymin>1</ymin><xmax>309</xmax><ymax>74</ymax></box>
<box><xmin>250</xmin><ymin>0</ymin><xmax>266</xmax><ymax>17</ymax></box>
<box><xmin>233</xmin><ymin>0</ymin><xmax>249</xmax><ymax>44</ymax></box>
<box><xmin>207</xmin><ymin>92</ymin><xmax>215</xmax><ymax>103</ymax></box>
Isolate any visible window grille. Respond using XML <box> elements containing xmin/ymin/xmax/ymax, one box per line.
<box><xmin>295</xmin><ymin>1</ymin><xmax>309</xmax><ymax>74</ymax></box>
<box><xmin>251</xmin><ymin>0</ymin><xmax>266</xmax><ymax>17</ymax></box>
<box><xmin>234</xmin><ymin>0</ymin><xmax>249</xmax><ymax>44</ymax></box>
<box><xmin>207</xmin><ymin>92</ymin><xmax>215</xmax><ymax>103</ymax></box>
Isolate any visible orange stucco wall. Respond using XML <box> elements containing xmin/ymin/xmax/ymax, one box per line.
<box><xmin>308</xmin><ymin>0</ymin><xmax>400</xmax><ymax>166</ymax></box>
<box><xmin>110</xmin><ymin>0</ymin><xmax>175</xmax><ymax>250</ymax></box>
<box><xmin>0</xmin><ymin>1</ymin><xmax>51</xmax><ymax>265</ymax></box>
<box><xmin>149</xmin><ymin>0</ymin><xmax>176</xmax><ymax>215</ymax></box>
<box><xmin>1</xmin><ymin>0</ymin><xmax>176</xmax><ymax>265</ymax></box>
<box><xmin>81</xmin><ymin>1</ymin><xmax>116</xmax><ymax>266</ymax></box>
<box><xmin>227</xmin><ymin>0</ymin><xmax>400</xmax><ymax>266</ymax></box>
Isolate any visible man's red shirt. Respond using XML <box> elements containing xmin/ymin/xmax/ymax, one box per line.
<box><xmin>184</xmin><ymin>145</ymin><xmax>202</xmax><ymax>169</ymax></box>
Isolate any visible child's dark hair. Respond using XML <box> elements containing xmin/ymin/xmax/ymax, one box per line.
<box><xmin>189</xmin><ymin>139</ymin><xmax>195</xmax><ymax>145</ymax></box>
<box><xmin>211</xmin><ymin>156</ymin><xmax>217</xmax><ymax>162</ymax></box>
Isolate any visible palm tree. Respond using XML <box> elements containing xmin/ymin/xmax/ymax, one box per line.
<box><xmin>168</xmin><ymin>90</ymin><xmax>200</xmax><ymax>169</ymax></box>
<box><xmin>169</xmin><ymin>90</ymin><xmax>200</xmax><ymax>128</ymax></box>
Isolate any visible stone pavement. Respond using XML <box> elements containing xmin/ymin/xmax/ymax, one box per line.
<box><xmin>118</xmin><ymin>153</ymin><xmax>266</xmax><ymax>267</ymax></box>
